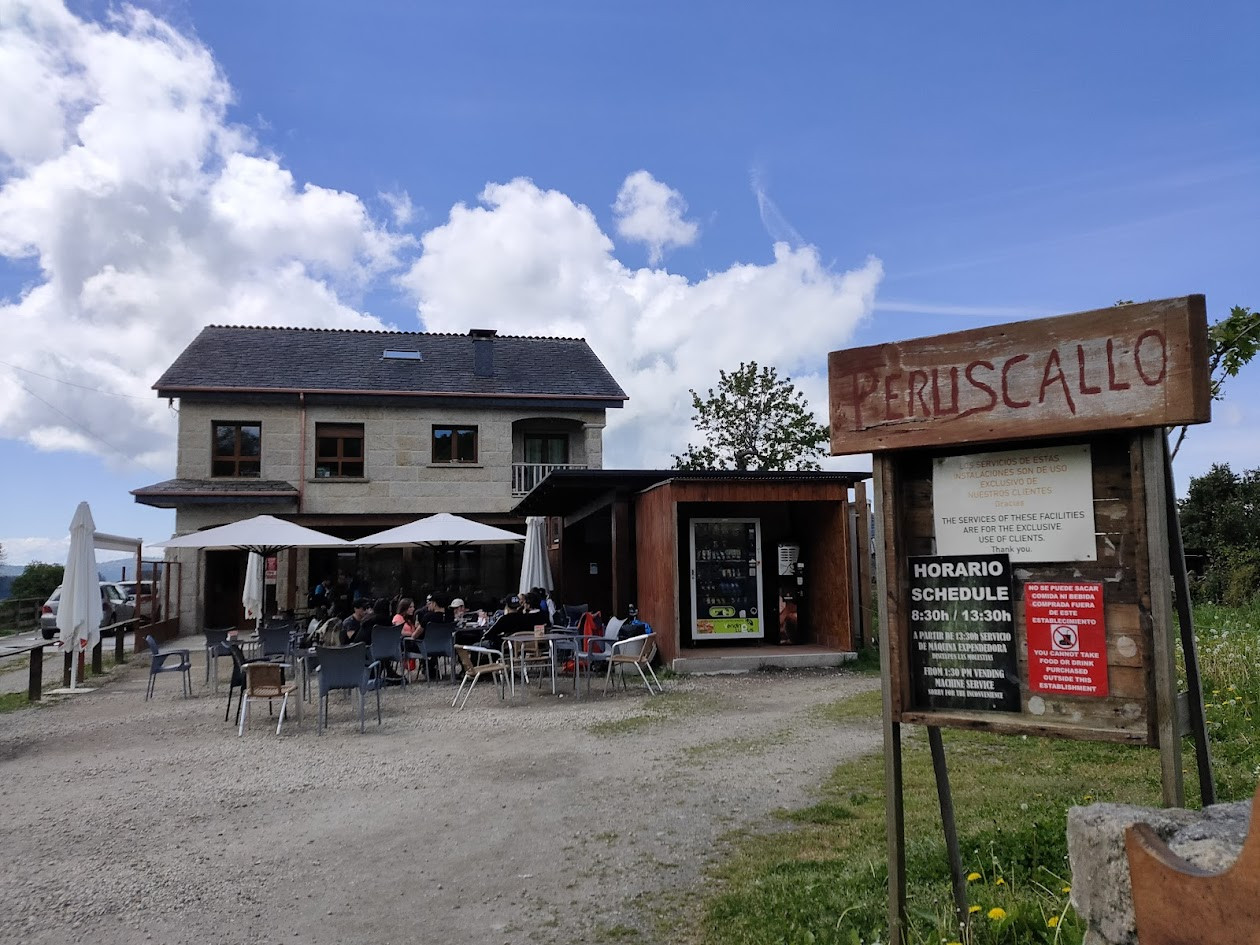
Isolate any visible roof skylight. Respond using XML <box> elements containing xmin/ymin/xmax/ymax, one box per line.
<box><xmin>382</xmin><ymin>349</ymin><xmax>422</xmax><ymax>360</ymax></box>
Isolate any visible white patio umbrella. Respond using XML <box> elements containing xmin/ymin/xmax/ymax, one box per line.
<box><xmin>241</xmin><ymin>551</ymin><xmax>265</xmax><ymax>630</ymax></box>
<box><xmin>156</xmin><ymin>515</ymin><xmax>348</xmax><ymax>625</ymax></box>
<box><xmin>518</xmin><ymin>516</ymin><xmax>553</xmax><ymax>594</ymax></box>
<box><xmin>57</xmin><ymin>502</ymin><xmax>99</xmax><ymax>690</ymax></box>
<box><xmin>154</xmin><ymin>514</ymin><xmax>349</xmax><ymax>555</ymax></box>
<box><xmin>353</xmin><ymin>513</ymin><xmax>524</xmax><ymax>548</ymax></box>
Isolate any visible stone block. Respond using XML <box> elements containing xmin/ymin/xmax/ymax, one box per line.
<box><xmin>1067</xmin><ymin>799</ymin><xmax>1250</xmax><ymax>945</ymax></box>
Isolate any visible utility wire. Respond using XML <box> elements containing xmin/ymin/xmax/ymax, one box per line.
<box><xmin>0</xmin><ymin>359</ymin><xmax>153</xmax><ymax>401</ymax></box>
<box><xmin>11</xmin><ymin>377</ymin><xmax>166</xmax><ymax>473</ymax></box>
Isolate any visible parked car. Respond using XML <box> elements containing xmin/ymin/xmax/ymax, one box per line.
<box><xmin>39</xmin><ymin>583</ymin><xmax>135</xmax><ymax>640</ymax></box>
<box><xmin>116</xmin><ymin>579</ymin><xmax>162</xmax><ymax>623</ymax></box>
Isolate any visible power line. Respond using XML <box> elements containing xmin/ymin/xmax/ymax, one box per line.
<box><xmin>0</xmin><ymin>360</ymin><xmax>152</xmax><ymax>401</ymax></box>
<box><xmin>11</xmin><ymin>378</ymin><xmax>166</xmax><ymax>473</ymax></box>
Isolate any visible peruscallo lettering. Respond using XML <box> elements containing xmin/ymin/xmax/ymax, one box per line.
<box><xmin>840</xmin><ymin>331</ymin><xmax>1170</xmax><ymax>428</ymax></box>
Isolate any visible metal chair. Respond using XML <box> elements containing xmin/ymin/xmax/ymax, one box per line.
<box><xmin>144</xmin><ymin>634</ymin><xmax>192</xmax><ymax>700</ymax></box>
<box><xmin>238</xmin><ymin>662</ymin><xmax>299</xmax><ymax>736</ymax></box>
<box><xmin>604</xmin><ymin>633</ymin><xmax>662</xmax><ymax>696</ymax></box>
<box><xmin>452</xmin><ymin>645</ymin><xmax>507</xmax><ymax>709</ymax></box>
<box><xmin>315</xmin><ymin>644</ymin><xmax>382</xmax><ymax>734</ymax></box>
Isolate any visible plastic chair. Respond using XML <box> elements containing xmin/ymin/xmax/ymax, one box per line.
<box><xmin>603</xmin><ymin>633</ymin><xmax>662</xmax><ymax>696</ymax></box>
<box><xmin>419</xmin><ymin>622</ymin><xmax>457</xmax><ymax>684</ymax></box>
<box><xmin>203</xmin><ymin>628</ymin><xmax>232</xmax><ymax>690</ymax></box>
<box><xmin>259</xmin><ymin>626</ymin><xmax>293</xmax><ymax>667</ymax></box>
<box><xmin>144</xmin><ymin>634</ymin><xmax>192</xmax><ymax>700</ymax></box>
<box><xmin>315</xmin><ymin>644</ymin><xmax>382</xmax><ymax>734</ymax></box>
<box><xmin>238</xmin><ymin>662</ymin><xmax>299</xmax><ymax>736</ymax></box>
<box><xmin>561</xmin><ymin>603</ymin><xmax>589</xmax><ymax>629</ymax></box>
<box><xmin>369</xmin><ymin>625</ymin><xmax>406</xmax><ymax>687</ymax></box>
<box><xmin>452</xmin><ymin>645</ymin><xmax>507</xmax><ymax>709</ymax></box>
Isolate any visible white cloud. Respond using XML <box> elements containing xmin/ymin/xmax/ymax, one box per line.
<box><xmin>0</xmin><ymin>535</ymin><xmax>69</xmax><ymax>567</ymax></box>
<box><xmin>0</xmin><ymin>1</ymin><xmax>410</xmax><ymax>471</ymax></box>
<box><xmin>400</xmin><ymin>178</ymin><xmax>883</xmax><ymax>468</ymax></box>
<box><xmin>379</xmin><ymin>189</ymin><xmax>415</xmax><ymax>227</ymax></box>
<box><xmin>751</xmin><ymin>167</ymin><xmax>806</xmax><ymax>248</ymax></box>
<box><xmin>613</xmin><ymin>170</ymin><xmax>699</xmax><ymax>265</ymax></box>
<box><xmin>0</xmin><ymin>1</ymin><xmax>883</xmax><ymax>487</ymax></box>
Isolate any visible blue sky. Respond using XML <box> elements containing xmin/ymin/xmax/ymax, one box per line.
<box><xmin>0</xmin><ymin>0</ymin><xmax>1256</xmax><ymax>565</ymax></box>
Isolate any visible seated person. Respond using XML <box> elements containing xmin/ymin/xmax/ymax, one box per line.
<box><xmin>418</xmin><ymin>594</ymin><xmax>446</xmax><ymax>629</ymax></box>
<box><xmin>448</xmin><ymin>597</ymin><xmax>469</xmax><ymax>626</ymax></box>
<box><xmin>484</xmin><ymin>595</ymin><xmax>538</xmax><ymax>651</ymax></box>
<box><xmin>338</xmin><ymin>600</ymin><xmax>370</xmax><ymax>645</ymax></box>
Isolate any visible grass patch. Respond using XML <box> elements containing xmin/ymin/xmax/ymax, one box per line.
<box><xmin>685</xmin><ymin>729</ymin><xmax>788</xmax><ymax>761</ymax></box>
<box><xmin>586</xmin><ymin>690</ymin><xmax>718</xmax><ymax>737</ymax></box>
<box><xmin>0</xmin><ymin>690</ymin><xmax>32</xmax><ymax>713</ymax></box>
<box><xmin>692</xmin><ymin>602</ymin><xmax>1260</xmax><ymax>945</ymax></box>
<box><xmin>810</xmin><ymin>689</ymin><xmax>883</xmax><ymax>724</ymax></box>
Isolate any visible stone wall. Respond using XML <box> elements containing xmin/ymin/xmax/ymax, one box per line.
<box><xmin>1066</xmin><ymin>798</ymin><xmax>1250</xmax><ymax>944</ymax></box>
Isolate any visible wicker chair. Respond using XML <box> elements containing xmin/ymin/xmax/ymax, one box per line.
<box><xmin>238</xmin><ymin>662</ymin><xmax>299</xmax><ymax>736</ymax></box>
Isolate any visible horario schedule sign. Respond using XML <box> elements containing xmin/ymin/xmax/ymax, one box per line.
<box><xmin>907</xmin><ymin>554</ymin><xmax>1018</xmax><ymax>712</ymax></box>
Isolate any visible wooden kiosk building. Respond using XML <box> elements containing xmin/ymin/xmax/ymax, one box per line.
<box><xmin>511</xmin><ymin>469</ymin><xmax>873</xmax><ymax>672</ymax></box>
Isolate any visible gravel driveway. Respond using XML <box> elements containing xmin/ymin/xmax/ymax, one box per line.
<box><xmin>0</xmin><ymin>651</ymin><xmax>880</xmax><ymax>945</ymax></box>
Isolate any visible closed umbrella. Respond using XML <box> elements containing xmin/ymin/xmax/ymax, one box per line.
<box><xmin>242</xmin><ymin>551</ymin><xmax>265</xmax><ymax>630</ymax></box>
<box><xmin>518</xmin><ymin>516</ymin><xmax>553</xmax><ymax>594</ymax></box>
<box><xmin>57</xmin><ymin>502</ymin><xmax>99</xmax><ymax>690</ymax></box>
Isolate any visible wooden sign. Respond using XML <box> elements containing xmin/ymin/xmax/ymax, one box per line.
<box><xmin>829</xmin><ymin>296</ymin><xmax>1210</xmax><ymax>454</ymax></box>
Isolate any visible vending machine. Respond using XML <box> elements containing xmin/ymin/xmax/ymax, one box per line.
<box><xmin>777</xmin><ymin>542</ymin><xmax>805</xmax><ymax>644</ymax></box>
<box><xmin>690</xmin><ymin>518</ymin><xmax>764</xmax><ymax>640</ymax></box>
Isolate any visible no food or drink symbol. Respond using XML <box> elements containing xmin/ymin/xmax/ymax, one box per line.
<box><xmin>1052</xmin><ymin>624</ymin><xmax>1079</xmax><ymax>652</ymax></box>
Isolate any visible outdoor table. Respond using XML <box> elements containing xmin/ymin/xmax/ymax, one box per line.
<box><xmin>503</xmin><ymin>631</ymin><xmax>585</xmax><ymax>699</ymax></box>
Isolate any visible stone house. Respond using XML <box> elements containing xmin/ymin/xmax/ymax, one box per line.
<box><xmin>134</xmin><ymin>325</ymin><xmax>625</xmax><ymax>631</ymax></box>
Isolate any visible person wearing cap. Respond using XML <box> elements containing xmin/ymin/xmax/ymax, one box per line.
<box><xmin>418</xmin><ymin>594</ymin><xmax>445</xmax><ymax>629</ymax></box>
<box><xmin>339</xmin><ymin>599</ymin><xmax>370</xmax><ymax>645</ymax></box>
<box><xmin>448</xmin><ymin>597</ymin><xmax>468</xmax><ymax>625</ymax></box>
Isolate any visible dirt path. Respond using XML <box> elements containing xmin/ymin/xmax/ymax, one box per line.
<box><xmin>0</xmin><ymin>652</ymin><xmax>881</xmax><ymax>945</ymax></box>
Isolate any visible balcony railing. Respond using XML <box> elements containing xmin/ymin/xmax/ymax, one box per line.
<box><xmin>512</xmin><ymin>462</ymin><xmax>588</xmax><ymax>496</ymax></box>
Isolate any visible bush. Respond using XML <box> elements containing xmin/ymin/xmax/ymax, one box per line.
<box><xmin>9</xmin><ymin>562</ymin><xmax>64</xmax><ymax>603</ymax></box>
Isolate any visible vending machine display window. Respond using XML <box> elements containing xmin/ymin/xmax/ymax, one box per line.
<box><xmin>689</xmin><ymin>518</ymin><xmax>764</xmax><ymax>640</ymax></box>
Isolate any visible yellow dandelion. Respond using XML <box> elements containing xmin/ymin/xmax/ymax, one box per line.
<box><xmin>967</xmin><ymin>871</ymin><xmax>981</xmax><ymax>882</ymax></box>
<box><xmin>1062</xmin><ymin>885</ymin><xmax>1071</xmax><ymax>893</ymax></box>
<box><xmin>969</xmin><ymin>905</ymin><xmax>982</xmax><ymax>914</ymax></box>
<box><xmin>994</xmin><ymin>877</ymin><xmax>1006</xmax><ymax>886</ymax></box>
<box><xmin>988</xmin><ymin>907</ymin><xmax>1007</xmax><ymax>921</ymax></box>
<box><xmin>1047</xmin><ymin>916</ymin><xmax>1060</xmax><ymax>928</ymax></box>
<box><xmin>947</xmin><ymin>941</ymin><xmax>963</xmax><ymax>945</ymax></box>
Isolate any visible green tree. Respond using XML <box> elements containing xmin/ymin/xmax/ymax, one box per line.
<box><xmin>1171</xmin><ymin>304</ymin><xmax>1259</xmax><ymax>459</ymax></box>
<box><xmin>1178</xmin><ymin>463</ymin><xmax>1260</xmax><ymax>604</ymax></box>
<box><xmin>673</xmin><ymin>361</ymin><xmax>830</xmax><ymax>471</ymax></box>
<box><xmin>10</xmin><ymin>562</ymin><xmax>65</xmax><ymax>602</ymax></box>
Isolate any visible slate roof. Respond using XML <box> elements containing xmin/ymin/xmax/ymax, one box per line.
<box><xmin>153</xmin><ymin>326</ymin><xmax>627</xmax><ymax>404</ymax></box>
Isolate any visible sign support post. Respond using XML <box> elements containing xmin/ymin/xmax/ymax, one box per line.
<box><xmin>874</xmin><ymin>455</ymin><xmax>907</xmax><ymax>945</ymax></box>
<box><xmin>1142</xmin><ymin>430</ymin><xmax>1185</xmax><ymax>807</ymax></box>
<box><xmin>1164</xmin><ymin>431</ymin><xmax>1215</xmax><ymax>805</ymax></box>
<box><xmin>928</xmin><ymin>727</ymin><xmax>969</xmax><ymax>929</ymax></box>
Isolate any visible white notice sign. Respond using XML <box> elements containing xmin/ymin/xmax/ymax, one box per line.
<box><xmin>932</xmin><ymin>445</ymin><xmax>1096</xmax><ymax>562</ymax></box>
